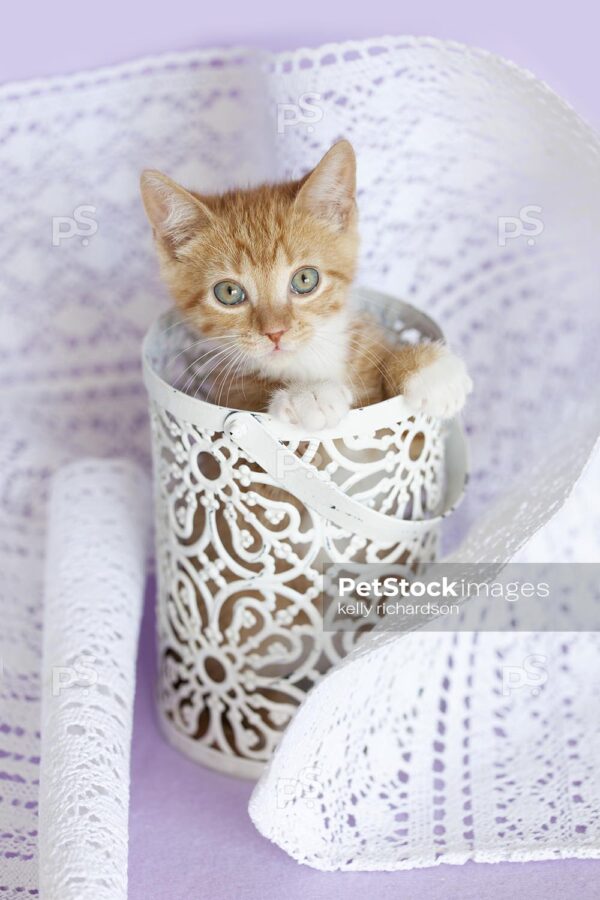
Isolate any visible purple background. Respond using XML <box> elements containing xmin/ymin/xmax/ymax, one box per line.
<box><xmin>1</xmin><ymin>0</ymin><xmax>599</xmax><ymax>127</ymax></box>
<box><xmin>5</xmin><ymin>3</ymin><xmax>597</xmax><ymax>896</ymax></box>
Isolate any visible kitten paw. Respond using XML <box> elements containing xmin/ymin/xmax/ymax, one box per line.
<box><xmin>404</xmin><ymin>348</ymin><xmax>472</xmax><ymax>418</ymax></box>
<box><xmin>268</xmin><ymin>382</ymin><xmax>352</xmax><ymax>430</ymax></box>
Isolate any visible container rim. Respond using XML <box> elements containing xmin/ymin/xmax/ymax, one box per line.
<box><xmin>142</xmin><ymin>286</ymin><xmax>446</xmax><ymax>440</ymax></box>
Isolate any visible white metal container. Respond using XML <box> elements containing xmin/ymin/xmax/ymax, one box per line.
<box><xmin>143</xmin><ymin>288</ymin><xmax>467</xmax><ymax>778</ymax></box>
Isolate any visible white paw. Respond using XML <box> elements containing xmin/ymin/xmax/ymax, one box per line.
<box><xmin>404</xmin><ymin>348</ymin><xmax>473</xmax><ymax>418</ymax></box>
<box><xmin>268</xmin><ymin>382</ymin><xmax>352</xmax><ymax>430</ymax></box>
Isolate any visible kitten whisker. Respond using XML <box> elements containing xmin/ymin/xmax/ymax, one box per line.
<box><xmin>175</xmin><ymin>337</ymin><xmax>239</xmax><ymax>380</ymax></box>
<box><xmin>171</xmin><ymin>343</ymin><xmax>240</xmax><ymax>389</ymax></box>
<box><xmin>304</xmin><ymin>341</ymin><xmax>369</xmax><ymax>408</ymax></box>
<box><xmin>310</xmin><ymin>332</ymin><xmax>376</xmax><ymax>401</ymax></box>
<box><xmin>193</xmin><ymin>346</ymin><xmax>240</xmax><ymax>400</ymax></box>
<box><xmin>215</xmin><ymin>349</ymin><xmax>245</xmax><ymax>408</ymax></box>
<box><xmin>225</xmin><ymin>350</ymin><xmax>249</xmax><ymax>409</ymax></box>
<box><xmin>155</xmin><ymin>310</ymin><xmax>198</xmax><ymax>338</ymax></box>
<box><xmin>167</xmin><ymin>333</ymin><xmax>242</xmax><ymax>372</ymax></box>
<box><xmin>346</xmin><ymin>337</ymin><xmax>395</xmax><ymax>385</ymax></box>
<box><xmin>190</xmin><ymin>352</ymin><xmax>235</xmax><ymax>400</ymax></box>
<box><xmin>223</xmin><ymin>353</ymin><xmax>244</xmax><ymax>409</ymax></box>
<box><xmin>317</xmin><ymin>328</ymin><xmax>396</xmax><ymax>385</ymax></box>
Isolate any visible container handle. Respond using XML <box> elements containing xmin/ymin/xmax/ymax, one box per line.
<box><xmin>224</xmin><ymin>411</ymin><xmax>468</xmax><ymax>545</ymax></box>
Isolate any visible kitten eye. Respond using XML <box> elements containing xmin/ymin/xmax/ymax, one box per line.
<box><xmin>291</xmin><ymin>267</ymin><xmax>319</xmax><ymax>295</ymax></box>
<box><xmin>214</xmin><ymin>281</ymin><xmax>246</xmax><ymax>306</ymax></box>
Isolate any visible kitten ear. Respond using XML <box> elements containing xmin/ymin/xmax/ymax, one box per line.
<box><xmin>140</xmin><ymin>169</ymin><xmax>213</xmax><ymax>254</ymax></box>
<box><xmin>295</xmin><ymin>140</ymin><xmax>356</xmax><ymax>232</ymax></box>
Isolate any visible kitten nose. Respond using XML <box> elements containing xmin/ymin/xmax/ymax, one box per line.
<box><xmin>265</xmin><ymin>330</ymin><xmax>286</xmax><ymax>346</ymax></box>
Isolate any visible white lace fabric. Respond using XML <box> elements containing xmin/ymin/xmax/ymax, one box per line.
<box><xmin>0</xmin><ymin>34</ymin><xmax>598</xmax><ymax>893</ymax></box>
<box><xmin>39</xmin><ymin>460</ymin><xmax>150</xmax><ymax>899</ymax></box>
<box><xmin>250</xmin><ymin>628</ymin><xmax>600</xmax><ymax>871</ymax></box>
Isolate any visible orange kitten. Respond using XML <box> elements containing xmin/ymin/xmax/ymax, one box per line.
<box><xmin>140</xmin><ymin>141</ymin><xmax>472</xmax><ymax>428</ymax></box>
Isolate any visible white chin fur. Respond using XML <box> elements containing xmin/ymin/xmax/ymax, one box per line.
<box><xmin>251</xmin><ymin>312</ymin><xmax>349</xmax><ymax>383</ymax></box>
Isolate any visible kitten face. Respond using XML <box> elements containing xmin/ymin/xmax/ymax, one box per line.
<box><xmin>141</xmin><ymin>141</ymin><xmax>359</xmax><ymax>382</ymax></box>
